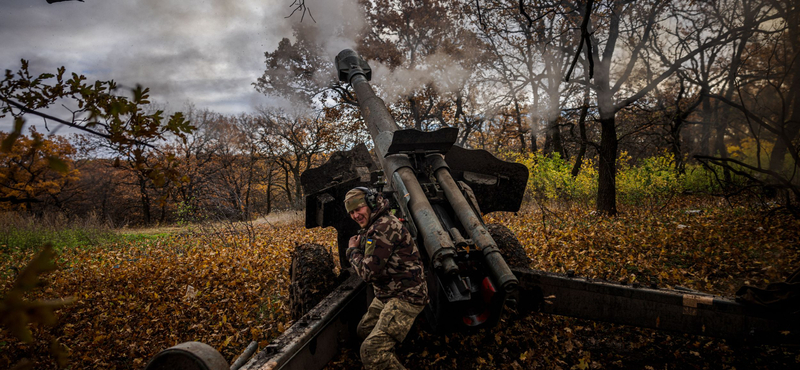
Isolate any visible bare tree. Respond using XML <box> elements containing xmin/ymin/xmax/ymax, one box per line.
<box><xmin>563</xmin><ymin>0</ymin><xmax>770</xmax><ymax>215</ymax></box>
<box><xmin>254</xmin><ymin>108</ymin><xmax>343</xmax><ymax>209</ymax></box>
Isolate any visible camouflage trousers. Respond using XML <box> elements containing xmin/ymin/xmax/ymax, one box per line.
<box><xmin>357</xmin><ymin>297</ymin><xmax>424</xmax><ymax>370</ymax></box>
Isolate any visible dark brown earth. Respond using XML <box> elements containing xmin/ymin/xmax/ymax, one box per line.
<box><xmin>325</xmin><ymin>310</ymin><xmax>799</xmax><ymax>370</ymax></box>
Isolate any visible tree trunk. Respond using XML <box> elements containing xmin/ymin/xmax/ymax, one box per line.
<box><xmin>596</xmin><ymin>116</ymin><xmax>618</xmax><ymax>215</ymax></box>
<box><xmin>712</xmin><ymin>114</ymin><xmax>732</xmax><ymax>183</ymax></box>
<box><xmin>266</xmin><ymin>163</ymin><xmax>274</xmax><ymax>214</ymax></box>
<box><xmin>544</xmin><ymin>118</ymin><xmax>565</xmax><ymax>159</ymax></box>
<box><xmin>160</xmin><ymin>203</ymin><xmax>167</xmax><ymax>224</ymax></box>
<box><xmin>670</xmin><ymin>117</ymin><xmax>684</xmax><ymax>174</ymax></box>
<box><xmin>700</xmin><ymin>98</ymin><xmax>713</xmax><ymax>156</ymax></box>
<box><xmin>513</xmin><ymin>99</ymin><xmax>528</xmax><ymax>152</ymax></box>
<box><xmin>138</xmin><ymin>175</ymin><xmax>151</xmax><ymax>224</ymax></box>
<box><xmin>293</xmin><ymin>167</ymin><xmax>303</xmax><ymax>210</ymax></box>
<box><xmin>768</xmin><ymin>19</ymin><xmax>800</xmax><ymax>173</ymax></box>
<box><xmin>768</xmin><ymin>118</ymin><xmax>800</xmax><ymax>173</ymax></box>
<box><xmin>409</xmin><ymin>97</ymin><xmax>422</xmax><ymax>130</ymax></box>
<box><xmin>571</xmin><ymin>102</ymin><xmax>590</xmax><ymax>177</ymax></box>
<box><xmin>284</xmin><ymin>166</ymin><xmax>292</xmax><ymax>207</ymax></box>
<box><xmin>244</xmin><ymin>154</ymin><xmax>256</xmax><ymax>220</ymax></box>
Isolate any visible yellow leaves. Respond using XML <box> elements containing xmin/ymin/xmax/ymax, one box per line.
<box><xmin>3</xmin><ymin>204</ymin><xmax>798</xmax><ymax>369</ymax></box>
<box><xmin>572</xmin><ymin>357</ymin><xmax>589</xmax><ymax>370</ymax></box>
<box><xmin>430</xmin><ymin>353</ymin><xmax>447</xmax><ymax>365</ymax></box>
<box><xmin>50</xmin><ymin>340</ymin><xmax>70</xmax><ymax>368</ymax></box>
<box><xmin>1</xmin><ymin>244</ymin><xmax>75</xmax><ymax>343</ymax></box>
<box><xmin>0</xmin><ymin>129</ymin><xmax>79</xmax><ymax>210</ymax></box>
<box><xmin>1</xmin><ymin>244</ymin><xmax>75</xmax><ymax>368</ymax></box>
<box><xmin>0</xmin><ymin>218</ymin><xmax>342</xmax><ymax>368</ymax></box>
<box><xmin>487</xmin><ymin>203</ymin><xmax>800</xmax><ymax>295</ymax></box>
<box><xmin>222</xmin><ymin>335</ymin><xmax>233</xmax><ymax>348</ymax></box>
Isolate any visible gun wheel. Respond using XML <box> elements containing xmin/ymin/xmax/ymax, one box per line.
<box><xmin>487</xmin><ymin>223</ymin><xmax>532</xmax><ymax>269</ymax></box>
<box><xmin>289</xmin><ymin>243</ymin><xmax>338</xmax><ymax>321</ymax></box>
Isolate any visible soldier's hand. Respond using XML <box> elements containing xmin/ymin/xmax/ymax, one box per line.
<box><xmin>349</xmin><ymin>234</ymin><xmax>361</xmax><ymax>249</ymax></box>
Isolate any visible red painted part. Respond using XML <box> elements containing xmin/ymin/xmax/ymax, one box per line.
<box><xmin>462</xmin><ymin>277</ymin><xmax>498</xmax><ymax>326</ymax></box>
<box><xmin>482</xmin><ymin>276</ymin><xmax>496</xmax><ymax>303</ymax></box>
<box><xmin>462</xmin><ymin>309</ymin><xmax>491</xmax><ymax>326</ymax></box>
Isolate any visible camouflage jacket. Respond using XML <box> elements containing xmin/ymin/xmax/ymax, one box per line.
<box><xmin>347</xmin><ymin>197</ymin><xmax>429</xmax><ymax>306</ymax></box>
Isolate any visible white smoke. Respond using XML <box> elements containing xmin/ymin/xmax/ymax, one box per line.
<box><xmin>372</xmin><ymin>51</ymin><xmax>472</xmax><ymax>104</ymax></box>
<box><xmin>299</xmin><ymin>0</ymin><xmax>366</xmax><ymax>59</ymax></box>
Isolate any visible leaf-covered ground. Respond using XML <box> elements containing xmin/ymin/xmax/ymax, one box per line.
<box><xmin>2</xmin><ymin>199</ymin><xmax>799</xmax><ymax>369</ymax></box>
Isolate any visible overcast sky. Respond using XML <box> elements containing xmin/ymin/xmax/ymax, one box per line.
<box><xmin>0</xmin><ymin>0</ymin><xmax>362</xmax><ymax>134</ymax></box>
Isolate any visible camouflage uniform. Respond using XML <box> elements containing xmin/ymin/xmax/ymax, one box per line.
<box><xmin>346</xmin><ymin>195</ymin><xmax>428</xmax><ymax>370</ymax></box>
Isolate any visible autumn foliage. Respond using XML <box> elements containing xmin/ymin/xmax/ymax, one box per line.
<box><xmin>1</xmin><ymin>200</ymin><xmax>799</xmax><ymax>369</ymax></box>
<box><xmin>0</xmin><ymin>130</ymin><xmax>79</xmax><ymax>212</ymax></box>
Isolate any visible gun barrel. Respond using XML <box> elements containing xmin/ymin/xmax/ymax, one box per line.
<box><xmin>337</xmin><ymin>49</ymin><xmax>458</xmax><ymax>273</ymax></box>
<box><xmin>432</xmin><ymin>158</ymin><xmax>518</xmax><ymax>292</ymax></box>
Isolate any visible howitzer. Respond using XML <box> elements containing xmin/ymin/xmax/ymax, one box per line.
<box><xmin>301</xmin><ymin>49</ymin><xmax>531</xmax><ymax>332</ymax></box>
<box><xmin>146</xmin><ymin>50</ymin><xmax>799</xmax><ymax>370</ymax></box>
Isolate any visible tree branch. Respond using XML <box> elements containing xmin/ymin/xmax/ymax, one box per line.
<box><xmin>475</xmin><ymin>0</ymin><xmax>487</xmax><ymax>32</ymax></box>
<box><xmin>1</xmin><ymin>96</ymin><xmax>155</xmax><ymax>148</ymax></box>
<box><xmin>566</xmin><ymin>0</ymin><xmax>594</xmax><ymax>82</ymax></box>
<box><xmin>695</xmin><ymin>155</ymin><xmax>800</xmax><ymax>198</ymax></box>
<box><xmin>518</xmin><ymin>0</ymin><xmax>535</xmax><ymax>28</ymax></box>
<box><xmin>286</xmin><ymin>0</ymin><xmax>315</xmax><ymax>22</ymax></box>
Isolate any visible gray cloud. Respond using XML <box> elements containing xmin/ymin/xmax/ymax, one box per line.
<box><xmin>0</xmin><ymin>0</ymin><xmax>314</xmax><ymax>133</ymax></box>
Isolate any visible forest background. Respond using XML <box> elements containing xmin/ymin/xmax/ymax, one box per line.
<box><xmin>1</xmin><ymin>0</ymin><xmax>800</xmax><ymax>369</ymax></box>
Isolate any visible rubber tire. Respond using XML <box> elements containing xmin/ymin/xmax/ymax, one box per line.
<box><xmin>288</xmin><ymin>243</ymin><xmax>338</xmax><ymax>321</ymax></box>
<box><xmin>487</xmin><ymin>223</ymin><xmax>532</xmax><ymax>269</ymax></box>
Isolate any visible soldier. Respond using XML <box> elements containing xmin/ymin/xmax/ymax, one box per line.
<box><xmin>344</xmin><ymin>187</ymin><xmax>429</xmax><ymax>370</ymax></box>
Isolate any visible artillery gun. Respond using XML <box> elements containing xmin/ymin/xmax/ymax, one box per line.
<box><xmin>145</xmin><ymin>50</ymin><xmax>799</xmax><ymax>370</ymax></box>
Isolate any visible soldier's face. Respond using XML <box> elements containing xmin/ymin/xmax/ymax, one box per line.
<box><xmin>349</xmin><ymin>205</ymin><xmax>371</xmax><ymax>228</ymax></box>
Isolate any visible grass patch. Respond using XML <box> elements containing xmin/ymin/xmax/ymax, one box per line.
<box><xmin>0</xmin><ymin>212</ymin><xmax>123</xmax><ymax>252</ymax></box>
<box><xmin>0</xmin><ymin>212</ymin><xmax>188</xmax><ymax>254</ymax></box>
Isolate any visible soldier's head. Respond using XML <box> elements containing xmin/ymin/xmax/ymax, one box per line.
<box><xmin>345</xmin><ymin>187</ymin><xmax>374</xmax><ymax>228</ymax></box>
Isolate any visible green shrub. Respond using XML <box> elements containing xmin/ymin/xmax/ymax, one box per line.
<box><xmin>679</xmin><ymin>163</ymin><xmax>726</xmax><ymax>194</ymax></box>
<box><xmin>509</xmin><ymin>151</ymin><xmax>725</xmax><ymax>209</ymax></box>
<box><xmin>510</xmin><ymin>151</ymin><xmax>597</xmax><ymax>203</ymax></box>
<box><xmin>728</xmin><ymin>137</ymin><xmax>773</xmax><ymax>169</ymax></box>
<box><xmin>617</xmin><ymin>152</ymin><xmax>681</xmax><ymax>208</ymax></box>
<box><xmin>176</xmin><ymin>199</ymin><xmax>199</xmax><ymax>225</ymax></box>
